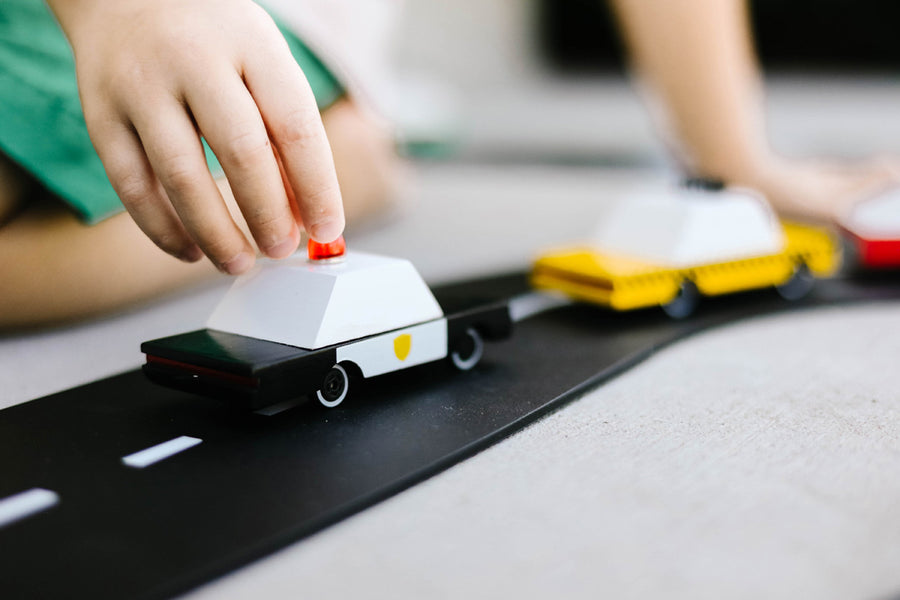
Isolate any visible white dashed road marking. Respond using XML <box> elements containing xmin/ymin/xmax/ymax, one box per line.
<box><xmin>121</xmin><ymin>436</ymin><xmax>203</xmax><ymax>469</ymax></box>
<box><xmin>509</xmin><ymin>291</ymin><xmax>572</xmax><ymax>322</ymax></box>
<box><xmin>0</xmin><ymin>488</ymin><xmax>59</xmax><ymax>529</ymax></box>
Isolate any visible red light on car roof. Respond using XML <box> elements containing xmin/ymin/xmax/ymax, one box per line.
<box><xmin>308</xmin><ymin>235</ymin><xmax>346</xmax><ymax>261</ymax></box>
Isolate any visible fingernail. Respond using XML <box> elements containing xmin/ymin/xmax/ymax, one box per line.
<box><xmin>309</xmin><ymin>220</ymin><xmax>344</xmax><ymax>245</ymax></box>
<box><xmin>265</xmin><ymin>237</ymin><xmax>299</xmax><ymax>259</ymax></box>
<box><xmin>221</xmin><ymin>251</ymin><xmax>254</xmax><ymax>275</ymax></box>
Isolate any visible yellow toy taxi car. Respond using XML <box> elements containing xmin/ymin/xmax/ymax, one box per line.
<box><xmin>531</xmin><ymin>181</ymin><xmax>840</xmax><ymax>318</ymax></box>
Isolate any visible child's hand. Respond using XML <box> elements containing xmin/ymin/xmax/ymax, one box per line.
<box><xmin>47</xmin><ymin>0</ymin><xmax>344</xmax><ymax>274</ymax></box>
<box><xmin>743</xmin><ymin>156</ymin><xmax>900</xmax><ymax>224</ymax></box>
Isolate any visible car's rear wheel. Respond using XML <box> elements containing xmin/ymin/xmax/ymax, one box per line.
<box><xmin>662</xmin><ymin>280</ymin><xmax>699</xmax><ymax>319</ymax></box>
<box><xmin>450</xmin><ymin>328</ymin><xmax>484</xmax><ymax>371</ymax></box>
<box><xmin>316</xmin><ymin>364</ymin><xmax>350</xmax><ymax>408</ymax></box>
<box><xmin>776</xmin><ymin>263</ymin><xmax>815</xmax><ymax>301</ymax></box>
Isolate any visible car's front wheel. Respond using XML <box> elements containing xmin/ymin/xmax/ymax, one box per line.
<box><xmin>316</xmin><ymin>364</ymin><xmax>350</xmax><ymax>408</ymax></box>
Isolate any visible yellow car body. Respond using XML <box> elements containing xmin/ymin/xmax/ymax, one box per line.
<box><xmin>531</xmin><ymin>223</ymin><xmax>840</xmax><ymax>312</ymax></box>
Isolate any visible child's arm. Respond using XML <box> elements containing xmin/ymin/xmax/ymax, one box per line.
<box><xmin>610</xmin><ymin>0</ymin><xmax>900</xmax><ymax>223</ymax></box>
<box><xmin>45</xmin><ymin>0</ymin><xmax>344</xmax><ymax>274</ymax></box>
<box><xmin>609</xmin><ymin>0</ymin><xmax>766</xmax><ymax>183</ymax></box>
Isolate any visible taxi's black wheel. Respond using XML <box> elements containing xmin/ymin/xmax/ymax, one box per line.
<box><xmin>316</xmin><ymin>364</ymin><xmax>349</xmax><ymax>408</ymax></box>
<box><xmin>776</xmin><ymin>263</ymin><xmax>815</xmax><ymax>301</ymax></box>
<box><xmin>662</xmin><ymin>280</ymin><xmax>699</xmax><ymax>319</ymax></box>
<box><xmin>450</xmin><ymin>328</ymin><xmax>484</xmax><ymax>371</ymax></box>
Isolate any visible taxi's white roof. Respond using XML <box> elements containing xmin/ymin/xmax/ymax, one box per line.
<box><xmin>592</xmin><ymin>186</ymin><xmax>785</xmax><ymax>267</ymax></box>
<box><xmin>207</xmin><ymin>252</ymin><xmax>444</xmax><ymax>349</ymax></box>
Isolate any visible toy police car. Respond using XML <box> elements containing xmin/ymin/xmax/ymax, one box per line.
<box><xmin>142</xmin><ymin>246</ymin><xmax>511</xmax><ymax>410</ymax></box>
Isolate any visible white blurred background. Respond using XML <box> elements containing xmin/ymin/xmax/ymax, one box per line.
<box><xmin>387</xmin><ymin>0</ymin><xmax>900</xmax><ymax>162</ymax></box>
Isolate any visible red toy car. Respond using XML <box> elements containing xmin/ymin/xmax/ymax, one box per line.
<box><xmin>840</xmin><ymin>190</ymin><xmax>900</xmax><ymax>268</ymax></box>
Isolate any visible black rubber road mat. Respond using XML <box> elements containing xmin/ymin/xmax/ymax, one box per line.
<box><xmin>1</xmin><ymin>273</ymin><xmax>898</xmax><ymax>599</ymax></box>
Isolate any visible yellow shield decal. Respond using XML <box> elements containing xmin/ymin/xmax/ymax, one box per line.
<box><xmin>393</xmin><ymin>334</ymin><xmax>412</xmax><ymax>361</ymax></box>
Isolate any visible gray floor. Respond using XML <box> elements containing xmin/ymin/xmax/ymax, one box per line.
<box><xmin>3</xmin><ymin>79</ymin><xmax>900</xmax><ymax>598</ymax></box>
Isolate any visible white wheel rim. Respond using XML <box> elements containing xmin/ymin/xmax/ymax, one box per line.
<box><xmin>451</xmin><ymin>328</ymin><xmax>484</xmax><ymax>371</ymax></box>
<box><xmin>316</xmin><ymin>364</ymin><xmax>349</xmax><ymax>408</ymax></box>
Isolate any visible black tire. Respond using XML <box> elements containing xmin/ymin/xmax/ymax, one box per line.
<box><xmin>776</xmin><ymin>263</ymin><xmax>815</xmax><ymax>301</ymax></box>
<box><xmin>662</xmin><ymin>280</ymin><xmax>699</xmax><ymax>319</ymax></box>
<box><xmin>316</xmin><ymin>364</ymin><xmax>350</xmax><ymax>408</ymax></box>
<box><xmin>450</xmin><ymin>328</ymin><xmax>484</xmax><ymax>371</ymax></box>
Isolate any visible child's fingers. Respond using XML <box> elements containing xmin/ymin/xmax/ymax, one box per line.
<box><xmin>129</xmin><ymin>98</ymin><xmax>255</xmax><ymax>275</ymax></box>
<box><xmin>242</xmin><ymin>41</ymin><xmax>345</xmax><ymax>244</ymax></box>
<box><xmin>186</xmin><ymin>69</ymin><xmax>300</xmax><ymax>259</ymax></box>
<box><xmin>86</xmin><ymin>111</ymin><xmax>202</xmax><ymax>262</ymax></box>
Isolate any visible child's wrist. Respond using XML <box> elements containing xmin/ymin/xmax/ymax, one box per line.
<box><xmin>45</xmin><ymin>0</ymin><xmax>103</xmax><ymax>47</ymax></box>
<box><xmin>688</xmin><ymin>144</ymin><xmax>778</xmax><ymax>189</ymax></box>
